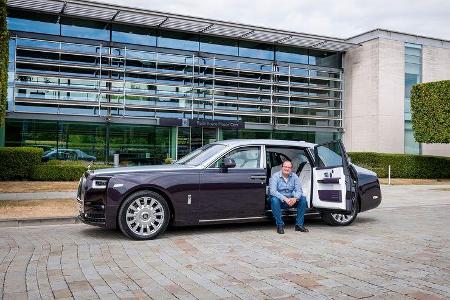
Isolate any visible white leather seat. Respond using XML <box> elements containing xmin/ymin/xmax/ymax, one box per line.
<box><xmin>240</xmin><ymin>150</ymin><xmax>259</xmax><ymax>168</ymax></box>
<box><xmin>270</xmin><ymin>164</ymin><xmax>282</xmax><ymax>175</ymax></box>
<box><xmin>270</xmin><ymin>156</ymin><xmax>302</xmax><ymax>176</ymax></box>
<box><xmin>298</xmin><ymin>162</ymin><xmax>311</xmax><ymax>200</ymax></box>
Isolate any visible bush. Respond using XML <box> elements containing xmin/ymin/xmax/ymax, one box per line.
<box><xmin>348</xmin><ymin>152</ymin><xmax>450</xmax><ymax>179</ymax></box>
<box><xmin>0</xmin><ymin>147</ymin><xmax>43</xmax><ymax>180</ymax></box>
<box><xmin>411</xmin><ymin>80</ymin><xmax>450</xmax><ymax>143</ymax></box>
<box><xmin>31</xmin><ymin>160</ymin><xmax>110</xmax><ymax>181</ymax></box>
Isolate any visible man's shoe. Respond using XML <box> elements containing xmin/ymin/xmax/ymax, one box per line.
<box><xmin>295</xmin><ymin>225</ymin><xmax>309</xmax><ymax>232</ymax></box>
<box><xmin>277</xmin><ymin>225</ymin><xmax>285</xmax><ymax>234</ymax></box>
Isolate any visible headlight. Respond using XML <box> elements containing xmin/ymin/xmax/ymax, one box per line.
<box><xmin>92</xmin><ymin>179</ymin><xmax>108</xmax><ymax>189</ymax></box>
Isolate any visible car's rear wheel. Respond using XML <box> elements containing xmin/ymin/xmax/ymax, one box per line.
<box><xmin>118</xmin><ymin>191</ymin><xmax>170</xmax><ymax>240</ymax></box>
<box><xmin>322</xmin><ymin>194</ymin><xmax>359</xmax><ymax>226</ymax></box>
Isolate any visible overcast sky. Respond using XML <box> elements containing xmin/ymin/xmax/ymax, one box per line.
<box><xmin>94</xmin><ymin>0</ymin><xmax>450</xmax><ymax>40</ymax></box>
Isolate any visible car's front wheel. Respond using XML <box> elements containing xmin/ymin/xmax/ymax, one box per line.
<box><xmin>118</xmin><ymin>191</ymin><xmax>170</xmax><ymax>240</ymax></box>
<box><xmin>321</xmin><ymin>195</ymin><xmax>359</xmax><ymax>226</ymax></box>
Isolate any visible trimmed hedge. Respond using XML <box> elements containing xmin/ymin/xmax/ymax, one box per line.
<box><xmin>0</xmin><ymin>0</ymin><xmax>8</xmax><ymax>124</ymax></box>
<box><xmin>411</xmin><ymin>80</ymin><xmax>450</xmax><ymax>143</ymax></box>
<box><xmin>348</xmin><ymin>152</ymin><xmax>450</xmax><ymax>179</ymax></box>
<box><xmin>31</xmin><ymin>160</ymin><xmax>110</xmax><ymax>181</ymax></box>
<box><xmin>0</xmin><ymin>147</ymin><xmax>43</xmax><ymax>180</ymax></box>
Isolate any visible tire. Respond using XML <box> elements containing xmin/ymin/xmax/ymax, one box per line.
<box><xmin>118</xmin><ymin>190</ymin><xmax>170</xmax><ymax>240</ymax></box>
<box><xmin>322</xmin><ymin>194</ymin><xmax>359</xmax><ymax>226</ymax></box>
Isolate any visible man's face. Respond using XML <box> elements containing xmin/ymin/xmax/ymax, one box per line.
<box><xmin>281</xmin><ymin>161</ymin><xmax>293</xmax><ymax>177</ymax></box>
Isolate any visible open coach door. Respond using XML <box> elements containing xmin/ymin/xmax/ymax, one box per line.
<box><xmin>312</xmin><ymin>140</ymin><xmax>354</xmax><ymax>213</ymax></box>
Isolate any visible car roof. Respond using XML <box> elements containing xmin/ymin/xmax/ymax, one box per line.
<box><xmin>211</xmin><ymin>139</ymin><xmax>316</xmax><ymax>148</ymax></box>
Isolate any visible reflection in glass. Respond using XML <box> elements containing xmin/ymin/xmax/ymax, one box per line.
<box><xmin>309</xmin><ymin>50</ymin><xmax>342</xmax><ymax>68</ymax></box>
<box><xmin>200</xmin><ymin>36</ymin><xmax>238</xmax><ymax>56</ymax></box>
<box><xmin>158</xmin><ymin>31</ymin><xmax>199</xmax><ymax>51</ymax></box>
<box><xmin>109</xmin><ymin>124</ymin><xmax>172</xmax><ymax>165</ymax></box>
<box><xmin>112</xmin><ymin>24</ymin><xmax>157</xmax><ymax>46</ymax></box>
<box><xmin>8</xmin><ymin>10</ymin><xmax>60</xmax><ymax>35</ymax></box>
<box><xmin>239</xmin><ymin>41</ymin><xmax>274</xmax><ymax>60</ymax></box>
<box><xmin>61</xmin><ymin>17</ymin><xmax>109</xmax><ymax>41</ymax></box>
<box><xmin>276</xmin><ymin>46</ymin><xmax>308</xmax><ymax>64</ymax></box>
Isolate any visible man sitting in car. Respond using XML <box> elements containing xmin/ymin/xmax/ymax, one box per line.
<box><xmin>269</xmin><ymin>160</ymin><xmax>309</xmax><ymax>234</ymax></box>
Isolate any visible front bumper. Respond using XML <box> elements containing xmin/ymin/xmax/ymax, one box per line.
<box><xmin>77</xmin><ymin>175</ymin><xmax>107</xmax><ymax>227</ymax></box>
<box><xmin>78</xmin><ymin>213</ymin><xmax>106</xmax><ymax>227</ymax></box>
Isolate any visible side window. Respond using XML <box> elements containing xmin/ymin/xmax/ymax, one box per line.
<box><xmin>315</xmin><ymin>142</ymin><xmax>343</xmax><ymax>168</ymax></box>
<box><xmin>212</xmin><ymin>147</ymin><xmax>261</xmax><ymax>169</ymax></box>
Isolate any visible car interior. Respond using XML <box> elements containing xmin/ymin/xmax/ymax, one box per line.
<box><xmin>265</xmin><ymin>147</ymin><xmax>313</xmax><ymax>210</ymax></box>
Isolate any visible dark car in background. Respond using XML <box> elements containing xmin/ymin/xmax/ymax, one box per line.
<box><xmin>42</xmin><ymin>149</ymin><xmax>96</xmax><ymax>162</ymax></box>
<box><xmin>77</xmin><ymin>140</ymin><xmax>382</xmax><ymax>240</ymax></box>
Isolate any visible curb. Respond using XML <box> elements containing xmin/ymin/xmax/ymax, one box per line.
<box><xmin>0</xmin><ymin>216</ymin><xmax>81</xmax><ymax>228</ymax></box>
<box><xmin>0</xmin><ymin>192</ymin><xmax>76</xmax><ymax>201</ymax></box>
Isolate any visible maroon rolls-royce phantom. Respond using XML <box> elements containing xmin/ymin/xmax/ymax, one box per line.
<box><xmin>77</xmin><ymin>140</ymin><xmax>382</xmax><ymax>240</ymax></box>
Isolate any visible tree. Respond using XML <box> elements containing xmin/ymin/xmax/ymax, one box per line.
<box><xmin>410</xmin><ymin>80</ymin><xmax>450</xmax><ymax>143</ymax></box>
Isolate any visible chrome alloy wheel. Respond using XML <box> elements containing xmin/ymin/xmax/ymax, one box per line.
<box><xmin>126</xmin><ymin>196</ymin><xmax>164</xmax><ymax>236</ymax></box>
<box><xmin>330</xmin><ymin>193</ymin><xmax>357</xmax><ymax>224</ymax></box>
<box><xmin>330</xmin><ymin>211</ymin><xmax>355</xmax><ymax>224</ymax></box>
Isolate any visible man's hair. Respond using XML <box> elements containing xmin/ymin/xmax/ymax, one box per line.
<box><xmin>282</xmin><ymin>160</ymin><xmax>292</xmax><ymax>167</ymax></box>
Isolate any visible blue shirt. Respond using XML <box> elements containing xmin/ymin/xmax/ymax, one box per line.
<box><xmin>269</xmin><ymin>171</ymin><xmax>303</xmax><ymax>202</ymax></box>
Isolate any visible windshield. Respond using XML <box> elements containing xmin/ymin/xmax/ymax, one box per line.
<box><xmin>176</xmin><ymin>144</ymin><xmax>227</xmax><ymax>166</ymax></box>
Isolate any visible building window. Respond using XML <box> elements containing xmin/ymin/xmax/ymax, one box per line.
<box><xmin>158</xmin><ymin>31</ymin><xmax>199</xmax><ymax>52</ymax></box>
<box><xmin>239</xmin><ymin>41</ymin><xmax>274</xmax><ymax>60</ymax></box>
<box><xmin>112</xmin><ymin>24</ymin><xmax>157</xmax><ymax>46</ymax></box>
<box><xmin>199</xmin><ymin>36</ymin><xmax>238</xmax><ymax>56</ymax></box>
<box><xmin>61</xmin><ymin>17</ymin><xmax>110</xmax><ymax>41</ymax></box>
<box><xmin>309</xmin><ymin>50</ymin><xmax>342</xmax><ymax>68</ymax></box>
<box><xmin>7</xmin><ymin>10</ymin><xmax>60</xmax><ymax>35</ymax></box>
<box><xmin>404</xmin><ymin>43</ymin><xmax>422</xmax><ymax>154</ymax></box>
<box><xmin>275</xmin><ymin>46</ymin><xmax>308</xmax><ymax>64</ymax></box>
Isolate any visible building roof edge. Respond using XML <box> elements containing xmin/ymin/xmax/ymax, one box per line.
<box><xmin>347</xmin><ymin>28</ymin><xmax>450</xmax><ymax>44</ymax></box>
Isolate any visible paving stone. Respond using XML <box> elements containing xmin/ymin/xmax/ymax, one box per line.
<box><xmin>0</xmin><ymin>185</ymin><xmax>448</xmax><ymax>299</ymax></box>
<box><xmin>52</xmin><ymin>288</ymin><xmax>73</xmax><ymax>299</ymax></box>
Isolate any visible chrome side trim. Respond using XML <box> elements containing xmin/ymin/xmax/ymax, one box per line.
<box><xmin>199</xmin><ymin>216</ymin><xmax>267</xmax><ymax>223</ymax></box>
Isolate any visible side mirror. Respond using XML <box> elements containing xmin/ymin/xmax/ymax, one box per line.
<box><xmin>221</xmin><ymin>158</ymin><xmax>236</xmax><ymax>172</ymax></box>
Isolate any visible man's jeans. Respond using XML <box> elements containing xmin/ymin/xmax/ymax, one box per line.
<box><xmin>270</xmin><ymin>196</ymin><xmax>308</xmax><ymax>226</ymax></box>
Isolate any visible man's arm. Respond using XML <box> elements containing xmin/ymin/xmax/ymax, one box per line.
<box><xmin>269</xmin><ymin>174</ymin><xmax>288</xmax><ymax>202</ymax></box>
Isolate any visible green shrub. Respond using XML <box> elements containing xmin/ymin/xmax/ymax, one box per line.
<box><xmin>348</xmin><ymin>152</ymin><xmax>450</xmax><ymax>179</ymax></box>
<box><xmin>0</xmin><ymin>147</ymin><xmax>43</xmax><ymax>180</ymax></box>
<box><xmin>31</xmin><ymin>160</ymin><xmax>110</xmax><ymax>181</ymax></box>
<box><xmin>411</xmin><ymin>80</ymin><xmax>450</xmax><ymax>143</ymax></box>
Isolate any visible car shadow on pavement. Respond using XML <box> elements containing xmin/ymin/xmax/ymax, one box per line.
<box><xmin>77</xmin><ymin>216</ymin><xmax>376</xmax><ymax>241</ymax></box>
<box><xmin>354</xmin><ymin>216</ymin><xmax>378</xmax><ymax>224</ymax></box>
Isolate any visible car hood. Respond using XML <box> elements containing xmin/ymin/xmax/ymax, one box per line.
<box><xmin>91</xmin><ymin>163</ymin><xmax>197</xmax><ymax>176</ymax></box>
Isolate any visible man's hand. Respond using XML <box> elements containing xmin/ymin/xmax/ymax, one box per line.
<box><xmin>286</xmin><ymin>198</ymin><xmax>298</xmax><ymax>207</ymax></box>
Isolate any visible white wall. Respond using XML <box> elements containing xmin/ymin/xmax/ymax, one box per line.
<box><xmin>344</xmin><ymin>38</ymin><xmax>450</xmax><ymax>157</ymax></box>
<box><xmin>343</xmin><ymin>39</ymin><xmax>404</xmax><ymax>153</ymax></box>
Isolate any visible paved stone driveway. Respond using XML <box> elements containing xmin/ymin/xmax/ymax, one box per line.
<box><xmin>0</xmin><ymin>185</ymin><xmax>449</xmax><ymax>300</ymax></box>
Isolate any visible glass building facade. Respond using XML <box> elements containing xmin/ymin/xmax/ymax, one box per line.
<box><xmin>404</xmin><ymin>43</ymin><xmax>422</xmax><ymax>155</ymax></box>
<box><xmin>5</xmin><ymin>3</ymin><xmax>347</xmax><ymax>164</ymax></box>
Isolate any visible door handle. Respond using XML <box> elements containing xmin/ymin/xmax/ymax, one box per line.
<box><xmin>250</xmin><ymin>175</ymin><xmax>266</xmax><ymax>180</ymax></box>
